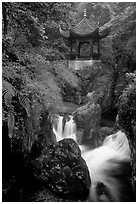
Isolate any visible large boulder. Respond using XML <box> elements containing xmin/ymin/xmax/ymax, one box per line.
<box><xmin>32</xmin><ymin>139</ymin><xmax>91</xmax><ymax>201</ymax></box>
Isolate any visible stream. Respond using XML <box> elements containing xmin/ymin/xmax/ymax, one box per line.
<box><xmin>3</xmin><ymin>103</ymin><xmax>133</xmax><ymax>202</ymax></box>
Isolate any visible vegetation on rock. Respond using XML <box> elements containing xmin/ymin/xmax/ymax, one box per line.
<box><xmin>117</xmin><ymin>72</ymin><xmax>136</xmax><ymax>191</ymax></box>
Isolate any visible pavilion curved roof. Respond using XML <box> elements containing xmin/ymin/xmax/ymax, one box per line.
<box><xmin>59</xmin><ymin>9</ymin><xmax>110</xmax><ymax>40</ymax></box>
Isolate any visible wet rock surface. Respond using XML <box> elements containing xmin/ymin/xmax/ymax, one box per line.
<box><xmin>32</xmin><ymin>138</ymin><xmax>91</xmax><ymax>200</ymax></box>
<box><xmin>74</xmin><ymin>101</ymin><xmax>101</xmax><ymax>146</ymax></box>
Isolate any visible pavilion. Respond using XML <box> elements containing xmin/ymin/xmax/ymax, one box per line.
<box><xmin>60</xmin><ymin>9</ymin><xmax>110</xmax><ymax>69</ymax></box>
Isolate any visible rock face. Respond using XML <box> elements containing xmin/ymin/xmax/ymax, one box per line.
<box><xmin>113</xmin><ymin>72</ymin><xmax>128</xmax><ymax>106</ymax></box>
<box><xmin>74</xmin><ymin>91</ymin><xmax>101</xmax><ymax>147</ymax></box>
<box><xmin>39</xmin><ymin>111</ymin><xmax>57</xmax><ymax>146</ymax></box>
<box><xmin>32</xmin><ymin>139</ymin><xmax>91</xmax><ymax>201</ymax></box>
<box><xmin>117</xmin><ymin>78</ymin><xmax>136</xmax><ymax>194</ymax></box>
<box><xmin>76</xmin><ymin>61</ymin><xmax>114</xmax><ymax>112</ymax></box>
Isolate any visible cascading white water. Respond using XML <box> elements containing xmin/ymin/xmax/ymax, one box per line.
<box><xmin>53</xmin><ymin>115</ymin><xmax>63</xmax><ymax>142</ymax></box>
<box><xmin>81</xmin><ymin>131</ymin><xmax>131</xmax><ymax>202</ymax></box>
<box><xmin>53</xmin><ymin>115</ymin><xmax>76</xmax><ymax>142</ymax></box>
<box><xmin>53</xmin><ymin>115</ymin><xmax>131</xmax><ymax>201</ymax></box>
<box><xmin>63</xmin><ymin>115</ymin><xmax>76</xmax><ymax>141</ymax></box>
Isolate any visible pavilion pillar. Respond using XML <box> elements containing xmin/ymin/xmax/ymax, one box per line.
<box><xmin>78</xmin><ymin>42</ymin><xmax>81</xmax><ymax>58</ymax></box>
<box><xmin>98</xmin><ymin>39</ymin><xmax>100</xmax><ymax>55</ymax></box>
<box><xmin>75</xmin><ymin>40</ymin><xmax>79</xmax><ymax>60</ymax></box>
<box><xmin>90</xmin><ymin>40</ymin><xmax>93</xmax><ymax>60</ymax></box>
<box><xmin>70</xmin><ymin>40</ymin><xmax>73</xmax><ymax>59</ymax></box>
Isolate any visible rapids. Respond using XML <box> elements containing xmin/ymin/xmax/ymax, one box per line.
<box><xmin>81</xmin><ymin>132</ymin><xmax>131</xmax><ymax>201</ymax></box>
<box><xmin>52</xmin><ymin>115</ymin><xmax>131</xmax><ymax>202</ymax></box>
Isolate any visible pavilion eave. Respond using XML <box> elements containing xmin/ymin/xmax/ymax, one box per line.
<box><xmin>69</xmin><ymin>28</ymin><xmax>100</xmax><ymax>39</ymax></box>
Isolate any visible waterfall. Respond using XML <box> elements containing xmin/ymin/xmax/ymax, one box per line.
<box><xmin>53</xmin><ymin>115</ymin><xmax>132</xmax><ymax>201</ymax></box>
<box><xmin>63</xmin><ymin>115</ymin><xmax>76</xmax><ymax>141</ymax></box>
<box><xmin>53</xmin><ymin>115</ymin><xmax>76</xmax><ymax>142</ymax></box>
<box><xmin>56</xmin><ymin>115</ymin><xmax>63</xmax><ymax>141</ymax></box>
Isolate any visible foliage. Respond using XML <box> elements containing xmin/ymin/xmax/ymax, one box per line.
<box><xmin>100</xmin><ymin>36</ymin><xmax>114</xmax><ymax>62</ymax></box>
<box><xmin>101</xmin><ymin>3</ymin><xmax>136</xmax><ymax>67</ymax></box>
<box><xmin>2</xmin><ymin>2</ymin><xmax>79</xmax><ymax>153</ymax></box>
<box><xmin>2</xmin><ymin>79</ymin><xmax>31</xmax><ymax>139</ymax></box>
<box><xmin>117</xmin><ymin>72</ymin><xmax>136</xmax><ymax>190</ymax></box>
<box><xmin>118</xmin><ymin>72</ymin><xmax>136</xmax><ymax>133</ymax></box>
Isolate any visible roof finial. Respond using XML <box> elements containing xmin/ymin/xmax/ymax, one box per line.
<box><xmin>84</xmin><ymin>9</ymin><xmax>86</xmax><ymax>17</ymax></box>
